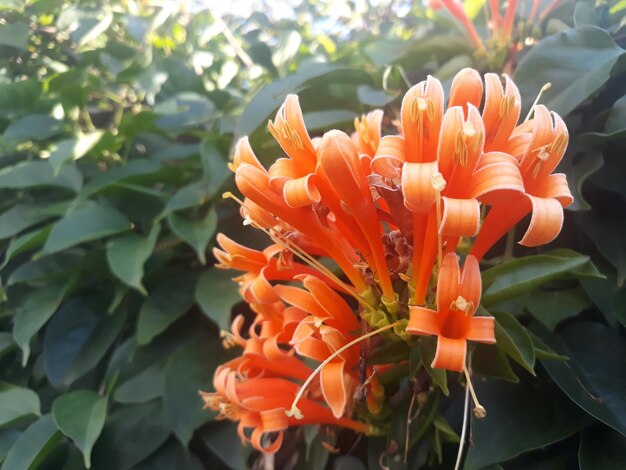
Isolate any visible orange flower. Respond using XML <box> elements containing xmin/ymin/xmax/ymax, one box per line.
<box><xmin>406</xmin><ymin>253</ymin><xmax>495</xmax><ymax>371</ymax></box>
<box><xmin>470</xmin><ymin>105</ymin><xmax>573</xmax><ymax>260</ymax></box>
<box><xmin>203</xmin><ymin>68</ymin><xmax>571</xmax><ymax>454</ymax></box>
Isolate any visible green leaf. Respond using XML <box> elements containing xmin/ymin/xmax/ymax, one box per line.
<box><xmin>235</xmin><ymin>64</ymin><xmax>345</xmax><ymax>137</ymax></box>
<box><xmin>579</xmin><ymin>424</ymin><xmax>626</xmax><ymax>470</ymax></box>
<box><xmin>154</xmin><ymin>92</ymin><xmax>215</xmax><ymax>130</ymax></box>
<box><xmin>161</xmin><ymin>181</ymin><xmax>214</xmax><ymax>217</ymax></box>
<box><xmin>574</xmin><ymin>2</ymin><xmax>599</xmax><ymax>26</ymax></box>
<box><xmin>0</xmin><ymin>333</ymin><xmax>15</xmax><ymax>360</ymax></box>
<box><xmin>0</xmin><ymin>79</ymin><xmax>41</xmax><ymax>111</ymax></box>
<box><xmin>491</xmin><ymin>310</ymin><xmax>535</xmax><ymax>375</ymax></box>
<box><xmin>163</xmin><ymin>338</ymin><xmax>235</xmax><ymax>445</ymax></box>
<box><xmin>167</xmin><ymin>209</ymin><xmax>216</xmax><ymax>264</ymax></box>
<box><xmin>0</xmin><ymin>161</ymin><xmax>82</xmax><ymax>192</ymax></box>
<box><xmin>113</xmin><ymin>362</ymin><xmax>164</xmax><ymax>404</ymax></box>
<box><xmin>43</xmin><ymin>203</ymin><xmax>131</xmax><ymax>254</ymax></box>
<box><xmin>334</xmin><ymin>456</ymin><xmax>366</xmax><ymax>470</ymax></box>
<box><xmin>106</xmin><ymin>225</ymin><xmax>160</xmax><ymax>294</ymax></box>
<box><xmin>515</xmin><ymin>26</ymin><xmax>625</xmax><ymax>117</ymax></box>
<box><xmin>531</xmin><ymin>321</ymin><xmax>626</xmax><ymax>436</ymax></box>
<box><xmin>0</xmin><ymin>415</ymin><xmax>62</xmax><ymax>470</ymax></box>
<box><xmin>0</xmin><ymin>21</ymin><xmax>28</xmax><ymax>50</ymax></box>
<box><xmin>13</xmin><ymin>281</ymin><xmax>68</xmax><ymax>364</ymax></box>
<box><xmin>0</xmin><ymin>387</ymin><xmax>40</xmax><ymax>427</ymax></box>
<box><xmin>576</xmin><ymin>210</ymin><xmax>626</xmax><ymax>286</ymax></box>
<box><xmin>48</xmin><ymin>131</ymin><xmax>104</xmax><ymax>174</ymax></box>
<box><xmin>418</xmin><ymin>336</ymin><xmax>449</xmax><ymax>395</ymax></box>
<box><xmin>200</xmin><ymin>421</ymin><xmax>248</xmax><ymax>470</ymax></box>
<box><xmin>80</xmin><ymin>160</ymin><xmax>162</xmax><ymax>197</ymax></box>
<box><xmin>44</xmin><ymin>299</ymin><xmax>127</xmax><ymax>388</ymax></box>
<box><xmin>136</xmin><ymin>274</ymin><xmax>196</xmax><ymax>345</ymax></box>
<box><xmin>132</xmin><ymin>440</ymin><xmax>204</xmax><ymax>470</ymax></box>
<box><xmin>481</xmin><ymin>250</ymin><xmax>594</xmax><ymax>306</ymax></box>
<box><xmin>526</xmin><ymin>287</ymin><xmax>590</xmax><ymax>331</ymax></box>
<box><xmin>52</xmin><ymin>391</ymin><xmax>107</xmax><ymax>468</ymax></box>
<box><xmin>0</xmin><ymin>430</ymin><xmax>20</xmax><ymax>466</ymax></box>
<box><xmin>0</xmin><ymin>226</ymin><xmax>52</xmax><ymax>269</ymax></box>
<box><xmin>200</xmin><ymin>139</ymin><xmax>230</xmax><ymax>194</ymax></box>
<box><xmin>0</xmin><ymin>203</ymin><xmax>54</xmax><ymax>240</ymax></box>
<box><xmin>472</xmin><ymin>343</ymin><xmax>519</xmax><ymax>383</ymax></box>
<box><xmin>464</xmin><ymin>377</ymin><xmax>590</xmax><ymax>469</ymax></box>
<box><xmin>90</xmin><ymin>401</ymin><xmax>170</xmax><ymax>470</ymax></box>
<box><xmin>8</xmin><ymin>251</ymin><xmax>81</xmax><ymax>285</ymax></box>
<box><xmin>357</xmin><ymin>85</ymin><xmax>398</xmax><ymax>106</ymax></box>
<box><xmin>559</xmin><ymin>147</ymin><xmax>604</xmax><ymax>211</ymax></box>
<box><xmin>3</xmin><ymin>114</ymin><xmax>63</xmax><ymax>142</ymax></box>
<box><xmin>195</xmin><ymin>268</ymin><xmax>241</xmax><ymax>330</ymax></box>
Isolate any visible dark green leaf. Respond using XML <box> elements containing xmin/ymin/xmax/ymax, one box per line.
<box><xmin>167</xmin><ymin>209</ymin><xmax>217</xmax><ymax>264</ymax></box>
<box><xmin>334</xmin><ymin>456</ymin><xmax>366</xmax><ymax>470</ymax></box>
<box><xmin>43</xmin><ymin>203</ymin><xmax>131</xmax><ymax>254</ymax></box>
<box><xmin>579</xmin><ymin>424</ymin><xmax>626</xmax><ymax>470</ymax></box>
<box><xmin>136</xmin><ymin>274</ymin><xmax>196</xmax><ymax>345</ymax></box>
<box><xmin>163</xmin><ymin>338</ymin><xmax>235</xmax><ymax>446</ymax></box>
<box><xmin>0</xmin><ymin>226</ymin><xmax>52</xmax><ymax>269</ymax></box>
<box><xmin>91</xmin><ymin>401</ymin><xmax>170</xmax><ymax>470</ymax></box>
<box><xmin>44</xmin><ymin>299</ymin><xmax>127</xmax><ymax>388</ymax></box>
<box><xmin>195</xmin><ymin>268</ymin><xmax>241</xmax><ymax>330</ymax></box>
<box><xmin>0</xmin><ymin>333</ymin><xmax>15</xmax><ymax>360</ymax></box>
<box><xmin>13</xmin><ymin>281</ymin><xmax>68</xmax><ymax>364</ymax></box>
<box><xmin>0</xmin><ymin>387</ymin><xmax>40</xmax><ymax>427</ymax></box>
<box><xmin>531</xmin><ymin>321</ymin><xmax>626</xmax><ymax>436</ymax></box>
<box><xmin>0</xmin><ymin>430</ymin><xmax>20</xmax><ymax>465</ymax></box>
<box><xmin>526</xmin><ymin>287</ymin><xmax>590</xmax><ymax>331</ymax></box>
<box><xmin>0</xmin><ymin>415</ymin><xmax>62</xmax><ymax>470</ymax></box>
<box><xmin>106</xmin><ymin>225</ymin><xmax>160</xmax><ymax>294</ymax></box>
<box><xmin>491</xmin><ymin>310</ymin><xmax>535</xmax><ymax>375</ymax></box>
<box><xmin>481</xmin><ymin>250</ymin><xmax>594</xmax><ymax>306</ymax></box>
<box><xmin>472</xmin><ymin>344</ymin><xmax>519</xmax><ymax>383</ymax></box>
<box><xmin>200</xmin><ymin>421</ymin><xmax>248</xmax><ymax>470</ymax></box>
<box><xmin>418</xmin><ymin>336</ymin><xmax>448</xmax><ymax>395</ymax></box>
<box><xmin>464</xmin><ymin>377</ymin><xmax>589</xmax><ymax>469</ymax></box>
<box><xmin>515</xmin><ymin>26</ymin><xmax>625</xmax><ymax>116</ymax></box>
<box><xmin>132</xmin><ymin>440</ymin><xmax>204</xmax><ymax>470</ymax></box>
<box><xmin>52</xmin><ymin>391</ymin><xmax>107</xmax><ymax>468</ymax></box>
<box><xmin>113</xmin><ymin>362</ymin><xmax>164</xmax><ymax>404</ymax></box>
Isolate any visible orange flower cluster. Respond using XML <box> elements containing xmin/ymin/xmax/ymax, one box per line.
<box><xmin>201</xmin><ymin>68</ymin><xmax>572</xmax><ymax>453</ymax></box>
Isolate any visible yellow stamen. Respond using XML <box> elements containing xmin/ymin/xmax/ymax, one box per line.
<box><xmin>287</xmin><ymin>322</ymin><xmax>398</xmax><ymax>419</ymax></box>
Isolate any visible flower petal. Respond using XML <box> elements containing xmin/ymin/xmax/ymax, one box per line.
<box><xmin>528</xmin><ymin>173</ymin><xmax>573</xmax><ymax>207</ymax></box>
<box><xmin>448</xmin><ymin>68</ymin><xmax>483</xmax><ymax>112</ymax></box>
<box><xmin>466</xmin><ymin>316</ymin><xmax>496</xmax><ymax>343</ymax></box>
<box><xmin>406</xmin><ymin>306</ymin><xmax>439</xmax><ymax>335</ymax></box>
<box><xmin>402</xmin><ymin>161</ymin><xmax>439</xmax><ymax>212</ymax></box>
<box><xmin>437</xmin><ymin>252</ymin><xmax>461</xmax><ymax>312</ymax></box>
<box><xmin>283</xmin><ymin>174</ymin><xmax>321</xmax><ymax>208</ymax></box>
<box><xmin>470</xmin><ymin>151</ymin><xmax>525</xmax><ymax>205</ymax></box>
<box><xmin>458</xmin><ymin>255</ymin><xmax>481</xmax><ymax>310</ymax></box>
<box><xmin>432</xmin><ymin>336</ymin><xmax>466</xmax><ymax>371</ymax></box>
<box><xmin>519</xmin><ymin>195</ymin><xmax>564</xmax><ymax>247</ymax></box>
<box><xmin>320</xmin><ymin>361</ymin><xmax>349</xmax><ymax>418</ymax></box>
<box><xmin>371</xmin><ymin>135</ymin><xmax>406</xmax><ymax>179</ymax></box>
<box><xmin>440</xmin><ymin>197</ymin><xmax>480</xmax><ymax>237</ymax></box>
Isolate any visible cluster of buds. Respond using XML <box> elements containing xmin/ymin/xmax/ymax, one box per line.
<box><xmin>200</xmin><ymin>68</ymin><xmax>572</xmax><ymax>454</ymax></box>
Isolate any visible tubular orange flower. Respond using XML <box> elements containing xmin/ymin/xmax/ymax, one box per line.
<box><xmin>202</xmin><ymin>68</ymin><xmax>571</xmax><ymax>455</ymax></box>
<box><xmin>406</xmin><ymin>253</ymin><xmax>495</xmax><ymax>371</ymax></box>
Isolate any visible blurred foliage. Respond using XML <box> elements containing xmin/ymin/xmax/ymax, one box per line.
<box><xmin>0</xmin><ymin>0</ymin><xmax>625</xmax><ymax>469</ymax></box>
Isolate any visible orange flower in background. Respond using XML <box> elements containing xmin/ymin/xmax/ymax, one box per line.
<box><xmin>202</xmin><ymin>68</ymin><xmax>571</xmax><ymax>454</ymax></box>
<box><xmin>406</xmin><ymin>253</ymin><xmax>495</xmax><ymax>371</ymax></box>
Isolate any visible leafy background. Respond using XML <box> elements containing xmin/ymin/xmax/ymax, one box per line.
<box><xmin>0</xmin><ymin>0</ymin><xmax>625</xmax><ymax>469</ymax></box>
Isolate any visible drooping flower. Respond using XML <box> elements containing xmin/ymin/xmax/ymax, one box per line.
<box><xmin>406</xmin><ymin>253</ymin><xmax>495</xmax><ymax>371</ymax></box>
